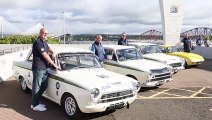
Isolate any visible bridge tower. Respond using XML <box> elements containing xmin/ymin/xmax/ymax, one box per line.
<box><xmin>0</xmin><ymin>20</ymin><xmax>3</xmax><ymax>38</ymax></box>
<box><xmin>51</xmin><ymin>12</ymin><xmax>72</xmax><ymax>44</ymax></box>
<box><xmin>159</xmin><ymin>0</ymin><xmax>184</xmax><ymax>45</ymax></box>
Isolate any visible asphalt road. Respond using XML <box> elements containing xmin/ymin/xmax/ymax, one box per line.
<box><xmin>0</xmin><ymin>60</ymin><xmax>212</xmax><ymax>120</ymax></box>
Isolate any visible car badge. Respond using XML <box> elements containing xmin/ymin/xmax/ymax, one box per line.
<box><xmin>56</xmin><ymin>82</ymin><xmax>60</xmax><ymax>89</ymax></box>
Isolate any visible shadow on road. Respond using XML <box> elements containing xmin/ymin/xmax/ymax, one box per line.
<box><xmin>139</xmin><ymin>86</ymin><xmax>159</xmax><ymax>93</ymax></box>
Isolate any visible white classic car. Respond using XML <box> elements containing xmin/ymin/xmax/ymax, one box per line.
<box><xmin>13</xmin><ymin>47</ymin><xmax>140</xmax><ymax>119</ymax></box>
<box><xmin>102</xmin><ymin>45</ymin><xmax>173</xmax><ymax>87</ymax></box>
<box><xmin>129</xmin><ymin>42</ymin><xmax>185</xmax><ymax>73</ymax></box>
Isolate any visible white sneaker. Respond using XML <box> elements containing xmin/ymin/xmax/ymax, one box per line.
<box><xmin>31</xmin><ymin>104</ymin><xmax>46</xmax><ymax>109</ymax></box>
<box><xmin>32</xmin><ymin>104</ymin><xmax>47</xmax><ymax>111</ymax></box>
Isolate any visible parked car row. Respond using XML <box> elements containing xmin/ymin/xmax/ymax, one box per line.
<box><xmin>12</xmin><ymin>47</ymin><xmax>141</xmax><ymax>119</ymax></box>
<box><xmin>12</xmin><ymin>43</ymin><xmax>204</xmax><ymax>119</ymax></box>
<box><xmin>103</xmin><ymin>45</ymin><xmax>173</xmax><ymax>87</ymax></box>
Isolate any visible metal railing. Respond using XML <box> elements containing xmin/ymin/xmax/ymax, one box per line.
<box><xmin>0</xmin><ymin>46</ymin><xmax>30</xmax><ymax>56</ymax></box>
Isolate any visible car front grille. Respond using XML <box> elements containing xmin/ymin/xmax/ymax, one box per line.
<box><xmin>169</xmin><ymin>62</ymin><xmax>182</xmax><ymax>67</ymax></box>
<box><xmin>150</xmin><ymin>73</ymin><xmax>172</xmax><ymax>81</ymax></box>
<box><xmin>99</xmin><ymin>90</ymin><xmax>134</xmax><ymax>103</ymax></box>
<box><xmin>151</xmin><ymin>67</ymin><xmax>169</xmax><ymax>74</ymax></box>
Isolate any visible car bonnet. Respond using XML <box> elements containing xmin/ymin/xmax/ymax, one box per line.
<box><xmin>55</xmin><ymin>68</ymin><xmax>134</xmax><ymax>93</ymax></box>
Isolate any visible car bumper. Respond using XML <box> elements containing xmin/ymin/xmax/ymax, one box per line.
<box><xmin>80</xmin><ymin>95</ymin><xmax>136</xmax><ymax>113</ymax></box>
<box><xmin>142</xmin><ymin>78</ymin><xmax>173</xmax><ymax>87</ymax></box>
<box><xmin>187</xmin><ymin>60</ymin><xmax>204</xmax><ymax>66</ymax></box>
<box><xmin>172</xmin><ymin>66</ymin><xmax>184</xmax><ymax>73</ymax></box>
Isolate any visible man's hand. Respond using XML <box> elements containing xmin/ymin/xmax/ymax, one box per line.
<box><xmin>52</xmin><ymin>64</ymin><xmax>60</xmax><ymax>70</ymax></box>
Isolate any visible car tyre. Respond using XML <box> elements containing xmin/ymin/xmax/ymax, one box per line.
<box><xmin>20</xmin><ymin>77</ymin><xmax>30</xmax><ymax>93</ymax></box>
<box><xmin>62</xmin><ymin>94</ymin><xmax>83</xmax><ymax>120</ymax></box>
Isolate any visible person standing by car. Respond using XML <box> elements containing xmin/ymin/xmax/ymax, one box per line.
<box><xmin>91</xmin><ymin>35</ymin><xmax>107</xmax><ymax>62</ymax></box>
<box><xmin>196</xmin><ymin>36</ymin><xmax>202</xmax><ymax>46</ymax></box>
<box><xmin>178</xmin><ymin>33</ymin><xmax>192</xmax><ymax>52</ymax></box>
<box><xmin>204</xmin><ymin>39</ymin><xmax>209</xmax><ymax>47</ymax></box>
<box><xmin>118</xmin><ymin>32</ymin><xmax>128</xmax><ymax>46</ymax></box>
<box><xmin>31</xmin><ymin>28</ymin><xmax>59</xmax><ymax>111</ymax></box>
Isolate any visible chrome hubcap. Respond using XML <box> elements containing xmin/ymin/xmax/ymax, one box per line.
<box><xmin>21</xmin><ymin>80</ymin><xmax>27</xmax><ymax>90</ymax></box>
<box><xmin>65</xmin><ymin>97</ymin><xmax>76</xmax><ymax>116</ymax></box>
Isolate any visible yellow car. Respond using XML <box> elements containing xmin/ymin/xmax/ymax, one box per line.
<box><xmin>159</xmin><ymin>45</ymin><xmax>204</xmax><ymax>68</ymax></box>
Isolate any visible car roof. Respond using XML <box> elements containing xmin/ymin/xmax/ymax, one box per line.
<box><xmin>103</xmin><ymin>45</ymin><xmax>135</xmax><ymax>50</ymax></box>
<box><xmin>49</xmin><ymin>46</ymin><xmax>93</xmax><ymax>54</ymax></box>
<box><xmin>129</xmin><ymin>42</ymin><xmax>156</xmax><ymax>46</ymax></box>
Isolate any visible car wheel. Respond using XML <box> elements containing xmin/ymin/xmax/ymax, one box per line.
<box><xmin>62</xmin><ymin>94</ymin><xmax>83</xmax><ymax>119</ymax></box>
<box><xmin>20</xmin><ymin>77</ymin><xmax>30</xmax><ymax>93</ymax></box>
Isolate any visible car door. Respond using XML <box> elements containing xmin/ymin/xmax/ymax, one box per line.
<box><xmin>25</xmin><ymin>53</ymin><xmax>33</xmax><ymax>89</ymax></box>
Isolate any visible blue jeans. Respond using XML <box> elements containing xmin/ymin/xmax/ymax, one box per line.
<box><xmin>32</xmin><ymin>70</ymin><xmax>48</xmax><ymax>107</ymax></box>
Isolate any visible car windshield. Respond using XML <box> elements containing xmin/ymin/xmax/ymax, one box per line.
<box><xmin>167</xmin><ymin>46</ymin><xmax>181</xmax><ymax>53</ymax></box>
<box><xmin>140</xmin><ymin>45</ymin><xmax>162</xmax><ymax>54</ymax></box>
<box><xmin>116</xmin><ymin>48</ymin><xmax>142</xmax><ymax>61</ymax></box>
<box><xmin>58</xmin><ymin>53</ymin><xmax>102</xmax><ymax>70</ymax></box>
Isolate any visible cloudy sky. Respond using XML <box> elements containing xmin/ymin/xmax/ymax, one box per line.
<box><xmin>0</xmin><ymin>0</ymin><xmax>212</xmax><ymax>35</ymax></box>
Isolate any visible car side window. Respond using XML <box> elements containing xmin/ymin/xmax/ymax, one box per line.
<box><xmin>105</xmin><ymin>49</ymin><xmax>116</xmax><ymax>61</ymax></box>
<box><xmin>167</xmin><ymin>47</ymin><xmax>172</xmax><ymax>53</ymax></box>
<box><xmin>160</xmin><ymin>48</ymin><xmax>166</xmax><ymax>53</ymax></box>
<box><xmin>58</xmin><ymin>54</ymin><xmax>78</xmax><ymax>70</ymax></box>
<box><xmin>139</xmin><ymin>46</ymin><xmax>146</xmax><ymax>54</ymax></box>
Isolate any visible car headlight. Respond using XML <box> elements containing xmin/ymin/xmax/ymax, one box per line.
<box><xmin>90</xmin><ymin>88</ymin><xmax>100</xmax><ymax>101</ymax></box>
<box><xmin>133</xmin><ymin>82</ymin><xmax>141</xmax><ymax>92</ymax></box>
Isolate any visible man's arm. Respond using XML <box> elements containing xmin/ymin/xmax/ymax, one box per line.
<box><xmin>49</xmin><ymin>47</ymin><xmax>56</xmax><ymax>59</ymax></box>
<box><xmin>177</xmin><ymin>40</ymin><xmax>182</xmax><ymax>46</ymax></box>
<box><xmin>42</xmin><ymin>52</ymin><xmax>59</xmax><ymax>69</ymax></box>
<box><xmin>91</xmin><ymin>44</ymin><xmax>96</xmax><ymax>53</ymax></box>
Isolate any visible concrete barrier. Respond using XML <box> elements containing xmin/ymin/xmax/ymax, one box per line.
<box><xmin>0</xmin><ymin>49</ymin><xmax>30</xmax><ymax>83</ymax></box>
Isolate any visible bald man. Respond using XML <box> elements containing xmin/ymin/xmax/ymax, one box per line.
<box><xmin>91</xmin><ymin>35</ymin><xmax>107</xmax><ymax>62</ymax></box>
<box><xmin>31</xmin><ymin>28</ymin><xmax>59</xmax><ymax>111</ymax></box>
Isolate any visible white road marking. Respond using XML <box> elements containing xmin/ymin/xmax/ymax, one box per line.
<box><xmin>148</xmin><ymin>88</ymin><xmax>171</xmax><ymax>98</ymax></box>
<box><xmin>137</xmin><ymin>96</ymin><xmax>212</xmax><ymax>99</ymax></box>
<box><xmin>172</xmin><ymin>88</ymin><xmax>196</xmax><ymax>93</ymax></box>
<box><xmin>190</xmin><ymin>87</ymin><xmax>206</xmax><ymax>97</ymax></box>
<box><xmin>137</xmin><ymin>87</ymin><xmax>212</xmax><ymax>99</ymax></box>
<box><xmin>161</xmin><ymin>92</ymin><xmax>186</xmax><ymax>97</ymax></box>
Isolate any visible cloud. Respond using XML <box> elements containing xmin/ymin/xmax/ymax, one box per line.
<box><xmin>0</xmin><ymin>0</ymin><xmax>211</xmax><ymax>34</ymax></box>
